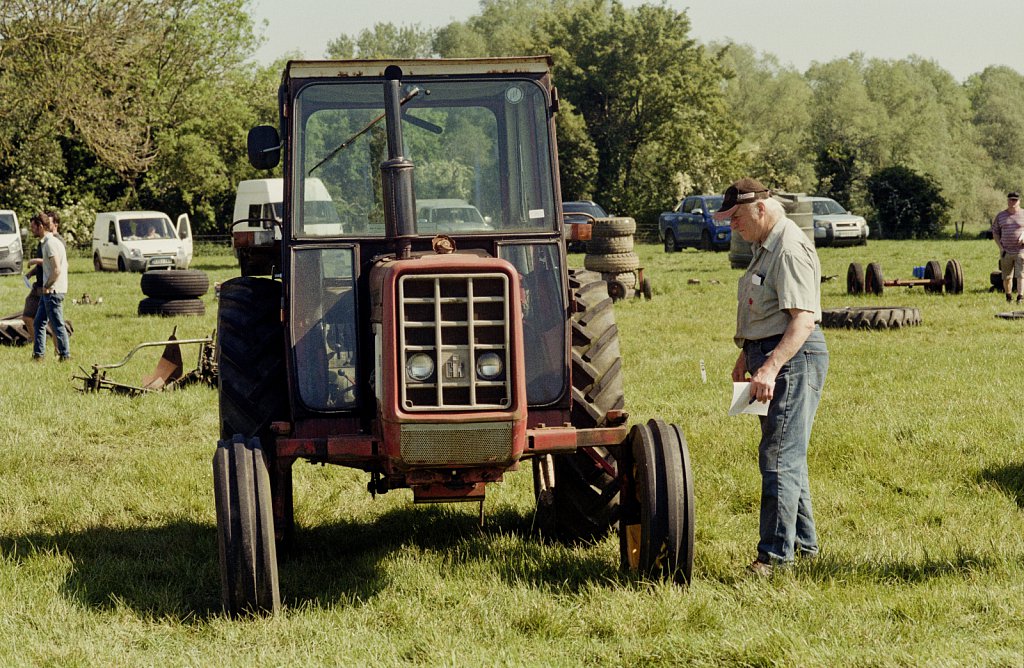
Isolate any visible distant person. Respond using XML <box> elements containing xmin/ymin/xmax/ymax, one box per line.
<box><xmin>992</xmin><ymin>191</ymin><xmax>1024</xmax><ymax>303</ymax></box>
<box><xmin>21</xmin><ymin>211</ymin><xmax>63</xmax><ymax>348</ymax></box>
<box><xmin>715</xmin><ymin>178</ymin><xmax>828</xmax><ymax>576</ymax></box>
<box><xmin>29</xmin><ymin>211</ymin><xmax>71</xmax><ymax>361</ymax></box>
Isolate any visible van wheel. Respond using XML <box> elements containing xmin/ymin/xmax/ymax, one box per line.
<box><xmin>117</xmin><ymin>256</ymin><xmax>126</xmax><ymax>272</ymax></box>
<box><xmin>93</xmin><ymin>254</ymin><xmax>103</xmax><ymax>272</ymax></box>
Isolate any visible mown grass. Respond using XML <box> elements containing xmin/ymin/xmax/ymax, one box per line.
<box><xmin>1</xmin><ymin>239</ymin><xmax>1022</xmax><ymax>666</ymax></box>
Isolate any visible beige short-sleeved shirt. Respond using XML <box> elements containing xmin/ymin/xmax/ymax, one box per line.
<box><xmin>735</xmin><ymin>216</ymin><xmax>821</xmax><ymax>347</ymax></box>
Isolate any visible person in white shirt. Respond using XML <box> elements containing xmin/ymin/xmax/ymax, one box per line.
<box><xmin>29</xmin><ymin>212</ymin><xmax>71</xmax><ymax>361</ymax></box>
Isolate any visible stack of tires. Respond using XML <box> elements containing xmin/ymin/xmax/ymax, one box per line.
<box><xmin>583</xmin><ymin>217</ymin><xmax>650</xmax><ymax>300</ymax></box>
<box><xmin>139</xmin><ymin>269</ymin><xmax>209</xmax><ymax>316</ymax></box>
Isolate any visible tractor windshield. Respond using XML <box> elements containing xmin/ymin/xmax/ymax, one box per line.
<box><xmin>293</xmin><ymin>79</ymin><xmax>557</xmax><ymax>237</ymax></box>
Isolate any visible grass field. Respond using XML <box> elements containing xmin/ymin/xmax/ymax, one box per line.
<box><xmin>1</xmin><ymin>239</ymin><xmax>1022</xmax><ymax>666</ymax></box>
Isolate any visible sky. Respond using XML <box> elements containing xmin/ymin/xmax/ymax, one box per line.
<box><xmin>249</xmin><ymin>0</ymin><xmax>1024</xmax><ymax>83</ymax></box>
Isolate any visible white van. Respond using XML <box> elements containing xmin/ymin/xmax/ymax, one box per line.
<box><xmin>415</xmin><ymin>199</ymin><xmax>493</xmax><ymax>234</ymax></box>
<box><xmin>0</xmin><ymin>209</ymin><xmax>23</xmax><ymax>275</ymax></box>
<box><xmin>231</xmin><ymin>177</ymin><xmax>342</xmax><ymax>275</ymax></box>
<box><xmin>91</xmin><ymin>211</ymin><xmax>193</xmax><ymax>272</ymax></box>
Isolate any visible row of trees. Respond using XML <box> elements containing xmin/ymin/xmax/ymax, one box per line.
<box><xmin>1</xmin><ymin>0</ymin><xmax>1022</xmax><ymax>245</ymax></box>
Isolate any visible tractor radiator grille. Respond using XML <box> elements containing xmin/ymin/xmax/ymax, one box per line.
<box><xmin>400</xmin><ymin>422</ymin><xmax>513</xmax><ymax>465</ymax></box>
<box><xmin>398</xmin><ymin>272</ymin><xmax>511</xmax><ymax>411</ymax></box>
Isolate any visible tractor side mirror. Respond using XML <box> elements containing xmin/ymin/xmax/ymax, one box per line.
<box><xmin>247</xmin><ymin>125</ymin><xmax>281</xmax><ymax>170</ymax></box>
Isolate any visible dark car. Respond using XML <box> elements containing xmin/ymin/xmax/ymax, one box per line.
<box><xmin>562</xmin><ymin>200</ymin><xmax>609</xmax><ymax>252</ymax></box>
<box><xmin>659</xmin><ymin>194</ymin><xmax>730</xmax><ymax>252</ymax></box>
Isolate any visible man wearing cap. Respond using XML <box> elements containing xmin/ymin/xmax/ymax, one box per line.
<box><xmin>992</xmin><ymin>192</ymin><xmax>1024</xmax><ymax>303</ymax></box>
<box><xmin>714</xmin><ymin>178</ymin><xmax>829</xmax><ymax>576</ymax></box>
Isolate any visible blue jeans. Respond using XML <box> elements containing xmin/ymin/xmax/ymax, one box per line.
<box><xmin>744</xmin><ymin>328</ymin><xmax>828</xmax><ymax>563</ymax></box>
<box><xmin>33</xmin><ymin>292</ymin><xmax>71</xmax><ymax>359</ymax></box>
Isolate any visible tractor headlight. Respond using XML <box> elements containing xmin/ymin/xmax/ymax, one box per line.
<box><xmin>406</xmin><ymin>353</ymin><xmax>435</xmax><ymax>382</ymax></box>
<box><xmin>476</xmin><ymin>352</ymin><xmax>503</xmax><ymax>380</ymax></box>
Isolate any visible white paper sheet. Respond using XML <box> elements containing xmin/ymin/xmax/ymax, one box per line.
<box><xmin>729</xmin><ymin>381</ymin><xmax>770</xmax><ymax>416</ymax></box>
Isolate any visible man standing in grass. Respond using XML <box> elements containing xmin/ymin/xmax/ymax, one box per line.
<box><xmin>29</xmin><ymin>211</ymin><xmax>71</xmax><ymax>362</ymax></box>
<box><xmin>992</xmin><ymin>191</ymin><xmax>1024</xmax><ymax>303</ymax></box>
<box><xmin>715</xmin><ymin>178</ymin><xmax>828</xmax><ymax>576</ymax></box>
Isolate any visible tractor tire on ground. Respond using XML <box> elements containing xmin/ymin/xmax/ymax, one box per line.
<box><xmin>591</xmin><ymin>217</ymin><xmax>636</xmax><ymax>238</ymax></box>
<box><xmin>944</xmin><ymin>259</ymin><xmax>964</xmax><ymax>294</ymax></box>
<box><xmin>141</xmin><ymin>269</ymin><xmax>210</xmax><ymax>299</ymax></box>
<box><xmin>533</xmin><ymin>269</ymin><xmax>623</xmax><ymax>541</ymax></box>
<box><xmin>586</xmin><ymin>236</ymin><xmax>634</xmax><ymax>255</ymax></box>
<box><xmin>619</xmin><ymin>419</ymin><xmax>694</xmax><ymax>584</ymax></box>
<box><xmin>138</xmin><ymin>297</ymin><xmax>205</xmax><ymax>317</ymax></box>
<box><xmin>924</xmin><ymin>260</ymin><xmax>943</xmax><ymax>293</ymax></box>
<box><xmin>217</xmin><ymin>277</ymin><xmax>289</xmax><ymax>443</ymax></box>
<box><xmin>847</xmin><ymin>262</ymin><xmax>865</xmax><ymax>295</ymax></box>
<box><xmin>821</xmin><ymin>306</ymin><xmax>922</xmax><ymax>329</ymax></box>
<box><xmin>213</xmin><ymin>436</ymin><xmax>280</xmax><ymax>616</ymax></box>
<box><xmin>865</xmin><ymin>262</ymin><xmax>884</xmax><ymax>295</ymax></box>
<box><xmin>584</xmin><ymin>252</ymin><xmax>640</xmax><ymax>273</ymax></box>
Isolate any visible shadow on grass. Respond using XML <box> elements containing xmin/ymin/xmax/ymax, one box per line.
<box><xmin>0</xmin><ymin>504</ymin><xmax>619</xmax><ymax>620</ymax></box>
<box><xmin>977</xmin><ymin>462</ymin><xmax>1024</xmax><ymax>508</ymax></box>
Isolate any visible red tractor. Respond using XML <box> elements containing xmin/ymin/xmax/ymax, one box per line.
<box><xmin>213</xmin><ymin>57</ymin><xmax>695</xmax><ymax>615</ymax></box>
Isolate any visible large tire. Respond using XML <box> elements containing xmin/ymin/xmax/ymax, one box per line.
<box><xmin>847</xmin><ymin>262</ymin><xmax>865</xmax><ymax>295</ymax></box>
<box><xmin>924</xmin><ymin>260</ymin><xmax>943</xmax><ymax>293</ymax></box>
<box><xmin>533</xmin><ymin>269</ymin><xmax>623</xmax><ymax>541</ymax></box>
<box><xmin>138</xmin><ymin>297</ymin><xmax>205</xmax><ymax>317</ymax></box>
<box><xmin>619</xmin><ymin>419</ymin><xmax>694</xmax><ymax>584</ymax></box>
<box><xmin>213</xmin><ymin>436</ymin><xmax>281</xmax><ymax>616</ymax></box>
<box><xmin>587</xmin><ymin>236</ymin><xmax>634</xmax><ymax>255</ymax></box>
<box><xmin>217</xmin><ymin>277</ymin><xmax>288</xmax><ymax>443</ymax></box>
<box><xmin>591</xmin><ymin>217</ymin><xmax>636</xmax><ymax>238</ymax></box>
<box><xmin>821</xmin><ymin>306</ymin><xmax>922</xmax><ymax>329</ymax></box>
<box><xmin>865</xmin><ymin>262</ymin><xmax>884</xmax><ymax>295</ymax></box>
<box><xmin>944</xmin><ymin>259</ymin><xmax>964</xmax><ymax>294</ymax></box>
<box><xmin>141</xmin><ymin>269</ymin><xmax>210</xmax><ymax>299</ymax></box>
<box><xmin>584</xmin><ymin>252</ymin><xmax>640</xmax><ymax>273</ymax></box>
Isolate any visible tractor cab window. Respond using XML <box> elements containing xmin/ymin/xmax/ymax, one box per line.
<box><xmin>294</xmin><ymin>79</ymin><xmax>557</xmax><ymax>238</ymax></box>
<box><xmin>291</xmin><ymin>246</ymin><xmax>359</xmax><ymax>411</ymax></box>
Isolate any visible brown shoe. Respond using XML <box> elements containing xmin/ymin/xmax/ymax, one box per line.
<box><xmin>747</xmin><ymin>559</ymin><xmax>773</xmax><ymax>577</ymax></box>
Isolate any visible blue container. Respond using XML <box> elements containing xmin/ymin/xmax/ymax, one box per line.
<box><xmin>912</xmin><ymin>265</ymin><xmax>925</xmax><ymax>279</ymax></box>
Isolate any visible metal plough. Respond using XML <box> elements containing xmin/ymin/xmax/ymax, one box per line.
<box><xmin>74</xmin><ymin>327</ymin><xmax>217</xmax><ymax>395</ymax></box>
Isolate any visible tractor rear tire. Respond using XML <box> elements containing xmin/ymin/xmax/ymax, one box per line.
<box><xmin>533</xmin><ymin>269</ymin><xmax>623</xmax><ymax>541</ymax></box>
<box><xmin>213</xmin><ymin>436</ymin><xmax>280</xmax><ymax>616</ymax></box>
<box><xmin>821</xmin><ymin>306</ymin><xmax>922</xmax><ymax>329</ymax></box>
<box><xmin>141</xmin><ymin>269</ymin><xmax>210</xmax><ymax>299</ymax></box>
<box><xmin>217</xmin><ymin>277</ymin><xmax>288</xmax><ymax>443</ymax></box>
<box><xmin>619</xmin><ymin>419</ymin><xmax>694</xmax><ymax>584</ymax></box>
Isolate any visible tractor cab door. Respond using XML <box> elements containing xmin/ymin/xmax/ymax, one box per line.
<box><xmin>176</xmin><ymin>213</ymin><xmax>193</xmax><ymax>268</ymax></box>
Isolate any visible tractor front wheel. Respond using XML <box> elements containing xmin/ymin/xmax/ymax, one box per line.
<box><xmin>619</xmin><ymin>419</ymin><xmax>695</xmax><ymax>585</ymax></box>
<box><xmin>213</xmin><ymin>436</ymin><xmax>280</xmax><ymax>616</ymax></box>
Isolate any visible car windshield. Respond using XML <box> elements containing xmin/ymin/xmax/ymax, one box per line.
<box><xmin>704</xmin><ymin>196</ymin><xmax>724</xmax><ymax>213</ymax></box>
<box><xmin>813</xmin><ymin>199</ymin><xmax>848</xmax><ymax>215</ymax></box>
<box><xmin>294</xmin><ymin>78</ymin><xmax>557</xmax><ymax>237</ymax></box>
<box><xmin>562</xmin><ymin>201</ymin><xmax>607</xmax><ymax>218</ymax></box>
<box><xmin>0</xmin><ymin>213</ymin><xmax>15</xmax><ymax>234</ymax></box>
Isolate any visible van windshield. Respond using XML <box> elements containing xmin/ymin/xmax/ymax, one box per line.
<box><xmin>121</xmin><ymin>217</ymin><xmax>174</xmax><ymax>240</ymax></box>
<box><xmin>294</xmin><ymin>78</ymin><xmax>556</xmax><ymax>237</ymax></box>
<box><xmin>0</xmin><ymin>213</ymin><xmax>16</xmax><ymax>234</ymax></box>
